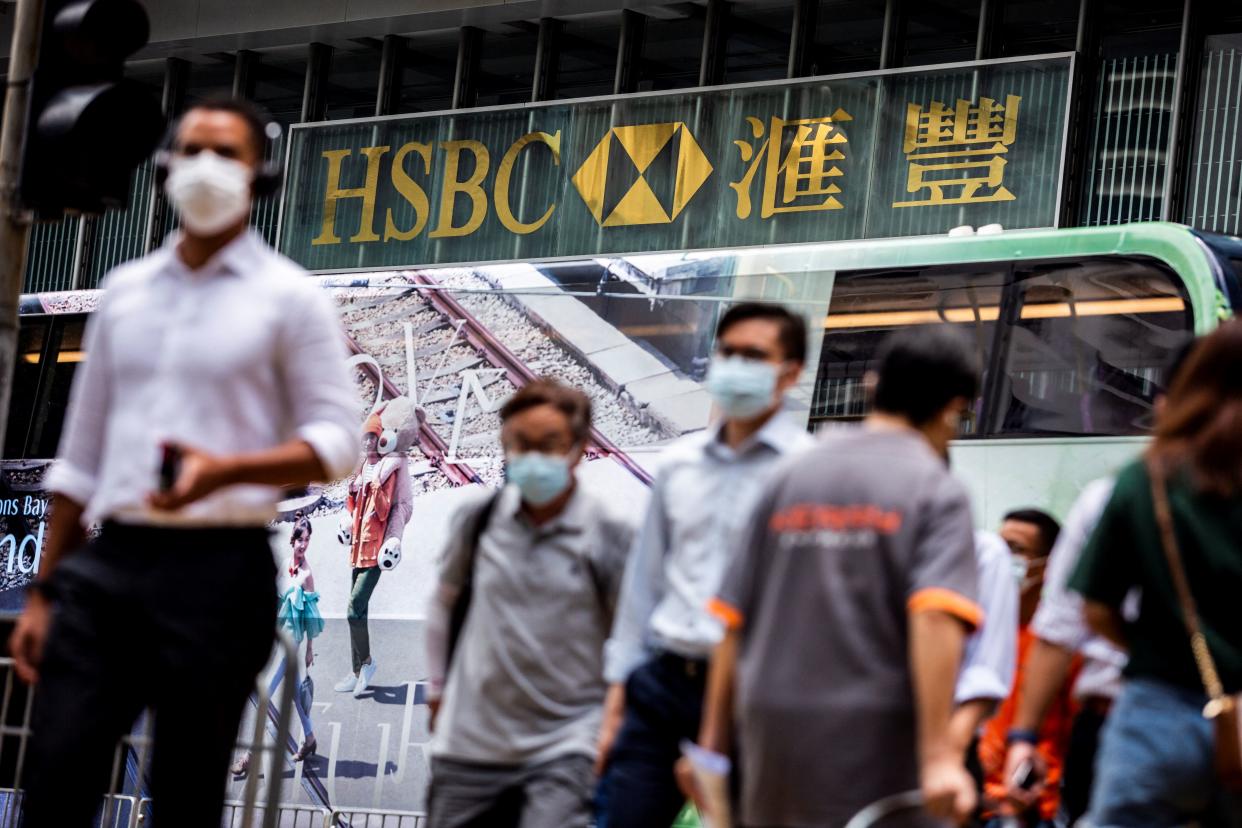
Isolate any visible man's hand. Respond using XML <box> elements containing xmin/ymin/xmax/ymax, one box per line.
<box><xmin>148</xmin><ymin>443</ymin><xmax>232</xmax><ymax>512</ymax></box>
<box><xmin>595</xmin><ymin>683</ymin><xmax>626</xmax><ymax>776</ymax></box>
<box><xmin>1002</xmin><ymin>740</ymin><xmax>1047</xmax><ymax>813</ymax></box>
<box><xmin>920</xmin><ymin>752</ymin><xmax>977</xmax><ymax>825</ymax></box>
<box><xmin>9</xmin><ymin>592</ymin><xmax>53</xmax><ymax>685</ymax></box>
<box><xmin>674</xmin><ymin>756</ymin><xmax>702</xmax><ymax>810</ymax></box>
<box><xmin>305</xmin><ymin>642</ymin><xmax>315</xmax><ymax>670</ymax></box>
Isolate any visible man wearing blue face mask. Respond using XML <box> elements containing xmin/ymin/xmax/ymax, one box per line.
<box><xmin>597</xmin><ymin>302</ymin><xmax>814</xmax><ymax>828</ymax></box>
<box><xmin>423</xmin><ymin>378</ymin><xmax>637</xmax><ymax>828</ymax></box>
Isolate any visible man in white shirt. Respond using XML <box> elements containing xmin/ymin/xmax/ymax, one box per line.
<box><xmin>8</xmin><ymin>99</ymin><xmax>358</xmax><ymax>828</ymax></box>
<box><xmin>951</xmin><ymin>531</ymin><xmax>1019</xmax><ymax>756</ymax></box>
<box><xmin>596</xmin><ymin>302</ymin><xmax>813</xmax><ymax>828</ymax></box>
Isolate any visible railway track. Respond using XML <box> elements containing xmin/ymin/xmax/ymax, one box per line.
<box><xmin>335</xmin><ymin>269</ymin><xmax>664</xmax><ymax>493</ymax></box>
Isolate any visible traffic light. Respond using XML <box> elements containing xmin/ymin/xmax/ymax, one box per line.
<box><xmin>20</xmin><ymin>0</ymin><xmax>164</xmax><ymax>216</ymax></box>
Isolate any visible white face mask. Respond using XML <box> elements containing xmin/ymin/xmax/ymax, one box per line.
<box><xmin>1011</xmin><ymin>554</ymin><xmax>1047</xmax><ymax>592</ymax></box>
<box><xmin>164</xmin><ymin>151</ymin><xmax>253</xmax><ymax>236</ymax></box>
<box><xmin>705</xmin><ymin>356</ymin><xmax>781</xmax><ymax>420</ymax></box>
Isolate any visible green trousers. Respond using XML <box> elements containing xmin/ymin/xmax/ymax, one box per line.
<box><xmin>347</xmin><ymin>566</ymin><xmax>382</xmax><ymax>673</ymax></box>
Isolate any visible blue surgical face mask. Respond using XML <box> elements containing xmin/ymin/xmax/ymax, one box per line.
<box><xmin>706</xmin><ymin>356</ymin><xmax>780</xmax><ymax>420</ymax></box>
<box><xmin>505</xmin><ymin>451</ymin><xmax>573</xmax><ymax>506</ymax></box>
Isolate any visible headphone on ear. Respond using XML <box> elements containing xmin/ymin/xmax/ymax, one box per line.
<box><xmin>153</xmin><ymin>101</ymin><xmax>284</xmax><ymax>199</ymax></box>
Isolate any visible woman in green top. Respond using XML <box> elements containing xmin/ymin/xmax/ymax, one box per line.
<box><xmin>1071</xmin><ymin>320</ymin><xmax>1242</xmax><ymax>827</ymax></box>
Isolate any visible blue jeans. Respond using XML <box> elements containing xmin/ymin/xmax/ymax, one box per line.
<box><xmin>1088</xmin><ymin>677</ymin><xmax>1242</xmax><ymax>827</ymax></box>
<box><xmin>268</xmin><ymin>654</ymin><xmax>314</xmax><ymax>741</ymax></box>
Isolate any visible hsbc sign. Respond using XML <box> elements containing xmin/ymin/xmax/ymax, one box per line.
<box><xmin>278</xmin><ymin>54</ymin><xmax>1071</xmax><ymax>271</ymax></box>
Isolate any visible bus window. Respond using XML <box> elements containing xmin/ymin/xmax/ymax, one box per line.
<box><xmin>811</xmin><ymin>256</ymin><xmax>1193</xmax><ymax>438</ymax></box>
<box><xmin>812</xmin><ymin>264</ymin><xmax>1007</xmax><ymax>434</ymax></box>
<box><xmin>3</xmin><ymin>314</ymin><xmax>88</xmax><ymax>459</ymax></box>
<box><xmin>993</xmin><ymin>257</ymin><xmax>1191</xmax><ymax>437</ymax></box>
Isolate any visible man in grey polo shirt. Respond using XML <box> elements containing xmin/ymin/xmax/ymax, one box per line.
<box><xmin>688</xmin><ymin>325</ymin><xmax>983</xmax><ymax>828</ymax></box>
<box><xmin>424</xmin><ymin>378</ymin><xmax>636</xmax><ymax>828</ymax></box>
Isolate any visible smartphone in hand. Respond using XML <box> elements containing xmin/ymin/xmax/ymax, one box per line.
<box><xmin>1010</xmin><ymin>758</ymin><xmax>1039</xmax><ymax>791</ymax></box>
<box><xmin>158</xmin><ymin>443</ymin><xmax>183</xmax><ymax>493</ymax></box>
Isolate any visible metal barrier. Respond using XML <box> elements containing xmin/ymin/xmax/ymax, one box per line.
<box><xmin>0</xmin><ymin>633</ymin><xmax>300</xmax><ymax>828</ymax></box>
<box><xmin>328</xmin><ymin>807</ymin><xmax>427</xmax><ymax>828</ymax></box>
<box><xmin>220</xmin><ymin>800</ymin><xmax>330</xmax><ymax>828</ymax></box>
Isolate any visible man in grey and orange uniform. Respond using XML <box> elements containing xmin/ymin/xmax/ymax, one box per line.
<box><xmin>685</xmin><ymin>325</ymin><xmax>984</xmax><ymax>828</ymax></box>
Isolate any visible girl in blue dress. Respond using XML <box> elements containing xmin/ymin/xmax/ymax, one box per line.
<box><xmin>231</xmin><ymin>512</ymin><xmax>324</xmax><ymax>775</ymax></box>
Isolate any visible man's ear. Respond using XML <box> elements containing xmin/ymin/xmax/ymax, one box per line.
<box><xmin>778</xmin><ymin>360</ymin><xmax>803</xmax><ymax>390</ymax></box>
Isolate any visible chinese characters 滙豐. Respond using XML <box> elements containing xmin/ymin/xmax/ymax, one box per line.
<box><xmin>892</xmin><ymin>94</ymin><xmax>1022</xmax><ymax>208</ymax></box>
<box><xmin>731</xmin><ymin>110</ymin><xmax>852</xmax><ymax>219</ymax></box>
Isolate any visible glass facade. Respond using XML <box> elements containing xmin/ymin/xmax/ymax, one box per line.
<box><xmin>556</xmin><ymin>14</ymin><xmax>623</xmax><ymax>100</ymax></box>
<box><xmin>17</xmin><ymin>0</ymin><xmax>1242</xmax><ymax>292</ymax></box>
<box><xmin>724</xmin><ymin>0</ymin><xmax>794</xmax><ymax>83</ymax></box>
<box><xmin>475</xmin><ymin>26</ymin><xmax>540</xmax><ymax>106</ymax></box>
<box><xmin>812</xmin><ymin>0</ymin><xmax>885</xmax><ymax>74</ymax></box>
<box><xmin>397</xmin><ymin>31</ymin><xmax>459</xmax><ymax>113</ymax></box>
<box><xmin>324</xmin><ymin>42</ymin><xmax>384</xmax><ymax>121</ymax></box>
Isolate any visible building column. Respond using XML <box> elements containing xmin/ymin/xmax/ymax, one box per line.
<box><xmin>614</xmin><ymin>9</ymin><xmax>646</xmax><ymax>94</ymax></box>
<box><xmin>532</xmin><ymin>18</ymin><xmax>562</xmax><ymax>103</ymax></box>
<box><xmin>302</xmin><ymin>42</ymin><xmax>333</xmax><ymax>122</ymax></box>
<box><xmin>699</xmin><ymin>0</ymin><xmax>729</xmax><ymax>86</ymax></box>
<box><xmin>975</xmin><ymin>0</ymin><xmax>1001</xmax><ymax>61</ymax></box>
<box><xmin>452</xmin><ymin>27</ymin><xmax>482</xmax><ymax>109</ymax></box>
<box><xmin>376</xmin><ymin>35</ymin><xmax>405</xmax><ymax>116</ymax></box>
<box><xmin>1161</xmin><ymin>0</ymin><xmax>1204</xmax><ymax>222</ymax></box>
<box><xmin>788</xmin><ymin>0</ymin><xmax>819</xmax><ymax>78</ymax></box>
<box><xmin>879</xmin><ymin>0</ymin><xmax>904</xmax><ymax>69</ymax></box>
<box><xmin>233</xmin><ymin>50</ymin><xmax>259</xmax><ymax>100</ymax></box>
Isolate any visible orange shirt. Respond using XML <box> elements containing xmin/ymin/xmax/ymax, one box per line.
<box><xmin>978</xmin><ymin>626</ymin><xmax>1080</xmax><ymax>821</ymax></box>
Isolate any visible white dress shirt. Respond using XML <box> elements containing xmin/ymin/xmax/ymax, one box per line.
<box><xmin>955</xmin><ymin>530</ymin><xmax>1019</xmax><ymax>704</ymax></box>
<box><xmin>46</xmin><ymin>231</ymin><xmax>360</xmax><ymax>527</ymax></box>
<box><xmin>604</xmin><ymin>410</ymin><xmax>815</xmax><ymax>683</ymax></box>
<box><xmin>1031</xmin><ymin>477</ymin><xmax>1127</xmax><ymax>699</ymax></box>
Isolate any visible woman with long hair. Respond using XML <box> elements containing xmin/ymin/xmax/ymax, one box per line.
<box><xmin>231</xmin><ymin>512</ymin><xmax>324</xmax><ymax>775</ymax></box>
<box><xmin>1070</xmin><ymin>321</ymin><xmax>1242</xmax><ymax>825</ymax></box>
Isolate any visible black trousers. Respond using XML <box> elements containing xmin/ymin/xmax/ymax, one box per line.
<box><xmin>599</xmin><ymin>652</ymin><xmax>707</xmax><ymax>828</ymax></box>
<box><xmin>21</xmin><ymin>523</ymin><xmax>277</xmax><ymax>828</ymax></box>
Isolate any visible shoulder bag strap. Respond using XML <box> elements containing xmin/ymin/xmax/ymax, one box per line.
<box><xmin>1147</xmin><ymin>457</ymin><xmax>1228</xmax><ymax>707</ymax></box>
<box><xmin>446</xmin><ymin>491</ymin><xmax>501</xmax><ymax>669</ymax></box>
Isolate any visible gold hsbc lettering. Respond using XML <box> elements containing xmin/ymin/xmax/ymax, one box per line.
<box><xmin>311</xmin><ymin>131</ymin><xmax>563</xmax><ymax>246</ymax></box>
<box><xmin>308</xmin><ymin>90</ymin><xmax>1033</xmax><ymax>248</ymax></box>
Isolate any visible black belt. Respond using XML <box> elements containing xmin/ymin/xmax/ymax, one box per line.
<box><xmin>656</xmin><ymin>650</ymin><xmax>709</xmax><ymax>680</ymax></box>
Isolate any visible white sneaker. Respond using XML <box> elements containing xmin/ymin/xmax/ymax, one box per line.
<box><xmin>353</xmin><ymin>660</ymin><xmax>378</xmax><ymax>698</ymax></box>
<box><xmin>334</xmin><ymin>673</ymin><xmax>358</xmax><ymax>693</ymax></box>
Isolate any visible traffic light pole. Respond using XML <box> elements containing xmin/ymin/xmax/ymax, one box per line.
<box><xmin>0</xmin><ymin>0</ymin><xmax>44</xmax><ymax>449</ymax></box>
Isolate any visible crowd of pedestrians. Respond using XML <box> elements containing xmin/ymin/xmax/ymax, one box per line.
<box><xmin>17</xmin><ymin>93</ymin><xmax>1242</xmax><ymax>828</ymax></box>
<box><xmin>425</xmin><ymin>306</ymin><xmax>1242</xmax><ymax>828</ymax></box>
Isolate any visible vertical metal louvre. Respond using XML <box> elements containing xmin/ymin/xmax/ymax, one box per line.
<box><xmin>81</xmin><ymin>160</ymin><xmax>157</xmax><ymax>288</ymax></box>
<box><xmin>1079</xmin><ymin>53</ymin><xmax>1177</xmax><ymax>226</ymax></box>
<box><xmin>1184</xmin><ymin>46</ymin><xmax>1242</xmax><ymax>235</ymax></box>
<box><xmin>250</xmin><ymin>132</ymin><xmax>285</xmax><ymax>246</ymax></box>
<box><xmin>23</xmin><ymin>218</ymin><xmax>80</xmax><ymax>294</ymax></box>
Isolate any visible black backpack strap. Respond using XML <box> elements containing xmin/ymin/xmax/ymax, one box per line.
<box><xmin>445</xmin><ymin>490</ymin><xmax>501</xmax><ymax>669</ymax></box>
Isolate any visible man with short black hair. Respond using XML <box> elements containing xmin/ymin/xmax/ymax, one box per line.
<box><xmin>424</xmin><ymin>378</ymin><xmax>636</xmax><ymax>828</ymax></box>
<box><xmin>9</xmin><ymin>98</ymin><xmax>359</xmax><ymax>828</ymax></box>
<box><xmin>596</xmin><ymin>301</ymin><xmax>813</xmax><ymax>828</ymax></box>
<box><xmin>686</xmin><ymin>324</ymin><xmax>983</xmax><ymax>828</ymax></box>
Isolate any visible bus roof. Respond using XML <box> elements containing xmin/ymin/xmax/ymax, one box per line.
<box><xmin>668</xmin><ymin>221</ymin><xmax>1222</xmax><ymax>335</ymax></box>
